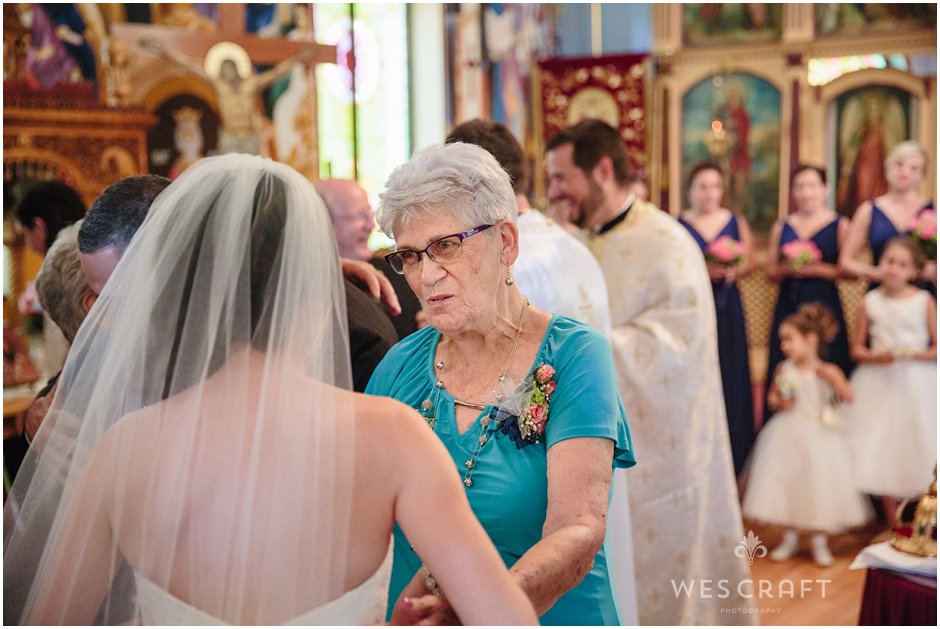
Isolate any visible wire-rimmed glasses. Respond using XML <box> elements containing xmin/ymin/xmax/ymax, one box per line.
<box><xmin>384</xmin><ymin>224</ymin><xmax>494</xmax><ymax>274</ymax></box>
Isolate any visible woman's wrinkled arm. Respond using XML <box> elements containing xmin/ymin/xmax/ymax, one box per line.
<box><xmin>508</xmin><ymin>437</ymin><xmax>613</xmax><ymax>614</ymax></box>
<box><xmin>393</xmin><ymin>437</ymin><xmax>615</xmax><ymax>624</ymax></box>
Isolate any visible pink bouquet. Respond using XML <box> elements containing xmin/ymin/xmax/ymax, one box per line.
<box><xmin>780</xmin><ymin>240</ymin><xmax>822</xmax><ymax>271</ymax></box>
<box><xmin>908</xmin><ymin>210</ymin><xmax>937</xmax><ymax>260</ymax></box>
<box><xmin>705</xmin><ymin>236</ymin><xmax>748</xmax><ymax>267</ymax></box>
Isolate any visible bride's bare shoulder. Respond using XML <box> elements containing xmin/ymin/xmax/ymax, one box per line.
<box><xmin>352</xmin><ymin>391</ymin><xmax>424</xmax><ymax>431</ymax></box>
<box><xmin>350</xmin><ymin>392</ymin><xmax>447</xmax><ymax>456</ymax></box>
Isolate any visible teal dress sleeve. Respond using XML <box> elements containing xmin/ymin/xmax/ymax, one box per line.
<box><xmin>541</xmin><ymin>320</ymin><xmax>635</xmax><ymax>469</ymax></box>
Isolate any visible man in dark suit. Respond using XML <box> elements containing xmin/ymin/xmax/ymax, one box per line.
<box><xmin>316</xmin><ymin>178</ymin><xmax>423</xmax><ymax>340</ymax></box>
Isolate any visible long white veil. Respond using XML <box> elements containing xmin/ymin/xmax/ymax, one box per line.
<box><xmin>4</xmin><ymin>154</ymin><xmax>355</xmax><ymax>625</ymax></box>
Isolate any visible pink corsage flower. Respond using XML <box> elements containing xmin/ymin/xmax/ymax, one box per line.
<box><xmin>535</xmin><ymin>364</ymin><xmax>556</xmax><ymax>384</ymax></box>
<box><xmin>498</xmin><ymin>363</ymin><xmax>556</xmax><ymax>448</ymax></box>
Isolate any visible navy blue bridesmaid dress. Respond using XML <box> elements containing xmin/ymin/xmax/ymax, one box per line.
<box><xmin>868</xmin><ymin>200</ymin><xmax>935</xmax><ymax>296</ymax></box>
<box><xmin>679</xmin><ymin>214</ymin><xmax>755</xmax><ymax>475</ymax></box>
<box><xmin>763</xmin><ymin>218</ymin><xmax>853</xmax><ymax>422</ymax></box>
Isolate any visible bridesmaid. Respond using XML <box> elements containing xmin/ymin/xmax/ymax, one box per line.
<box><xmin>839</xmin><ymin>140</ymin><xmax>936</xmax><ymax>294</ymax></box>
<box><xmin>764</xmin><ymin>164</ymin><xmax>853</xmax><ymax>422</ymax></box>
<box><xmin>679</xmin><ymin>162</ymin><xmax>755</xmax><ymax>475</ymax></box>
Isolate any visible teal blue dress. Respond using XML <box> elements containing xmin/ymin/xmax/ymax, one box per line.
<box><xmin>366</xmin><ymin>315</ymin><xmax>636</xmax><ymax>626</ymax></box>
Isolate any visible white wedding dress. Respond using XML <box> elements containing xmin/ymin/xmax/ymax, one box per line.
<box><xmin>134</xmin><ymin>540</ymin><xmax>393</xmax><ymax>626</ymax></box>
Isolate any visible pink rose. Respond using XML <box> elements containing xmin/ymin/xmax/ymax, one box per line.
<box><xmin>534</xmin><ymin>418</ymin><xmax>547</xmax><ymax>435</ymax></box>
<box><xmin>705</xmin><ymin>236</ymin><xmax>747</xmax><ymax>266</ymax></box>
<box><xmin>781</xmin><ymin>240</ymin><xmax>822</xmax><ymax>269</ymax></box>
<box><xmin>529</xmin><ymin>403</ymin><xmax>546</xmax><ymax>422</ymax></box>
<box><xmin>544</xmin><ymin>381</ymin><xmax>557</xmax><ymax>398</ymax></box>
<box><xmin>535</xmin><ymin>364</ymin><xmax>555</xmax><ymax>384</ymax></box>
<box><xmin>909</xmin><ymin>210</ymin><xmax>936</xmax><ymax>236</ymax></box>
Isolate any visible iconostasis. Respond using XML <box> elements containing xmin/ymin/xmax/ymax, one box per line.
<box><xmin>650</xmin><ymin>3</ymin><xmax>936</xmax><ymax>228</ymax></box>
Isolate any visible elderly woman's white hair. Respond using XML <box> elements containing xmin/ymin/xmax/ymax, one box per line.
<box><xmin>35</xmin><ymin>220</ymin><xmax>91</xmax><ymax>343</ymax></box>
<box><xmin>885</xmin><ymin>139</ymin><xmax>930</xmax><ymax>170</ymax></box>
<box><xmin>376</xmin><ymin>142</ymin><xmax>517</xmax><ymax>238</ymax></box>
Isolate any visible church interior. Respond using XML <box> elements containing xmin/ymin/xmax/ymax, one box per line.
<box><xmin>3</xmin><ymin>3</ymin><xmax>937</xmax><ymax>626</ymax></box>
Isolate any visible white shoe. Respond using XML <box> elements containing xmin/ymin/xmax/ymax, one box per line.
<box><xmin>770</xmin><ymin>531</ymin><xmax>798</xmax><ymax>561</ymax></box>
<box><xmin>811</xmin><ymin>535</ymin><xmax>834</xmax><ymax>567</ymax></box>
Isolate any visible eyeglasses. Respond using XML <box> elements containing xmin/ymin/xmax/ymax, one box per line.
<box><xmin>385</xmin><ymin>224</ymin><xmax>494</xmax><ymax>275</ymax></box>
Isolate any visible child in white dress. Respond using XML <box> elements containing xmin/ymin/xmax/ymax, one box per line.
<box><xmin>743</xmin><ymin>304</ymin><xmax>871</xmax><ymax>566</ymax></box>
<box><xmin>846</xmin><ymin>236</ymin><xmax>937</xmax><ymax>514</ymax></box>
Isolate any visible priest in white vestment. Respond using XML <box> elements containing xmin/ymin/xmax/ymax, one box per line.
<box><xmin>546</xmin><ymin>120</ymin><xmax>756</xmax><ymax>625</ymax></box>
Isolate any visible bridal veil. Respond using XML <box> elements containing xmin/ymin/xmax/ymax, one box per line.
<box><xmin>4</xmin><ymin>154</ymin><xmax>356</xmax><ymax>624</ymax></box>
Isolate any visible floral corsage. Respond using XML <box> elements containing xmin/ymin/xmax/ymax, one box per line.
<box><xmin>497</xmin><ymin>363</ymin><xmax>556</xmax><ymax>448</ymax></box>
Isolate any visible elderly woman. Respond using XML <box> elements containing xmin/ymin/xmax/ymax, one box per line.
<box><xmin>839</xmin><ymin>140</ymin><xmax>935</xmax><ymax>293</ymax></box>
<box><xmin>367</xmin><ymin>143</ymin><xmax>635</xmax><ymax>625</ymax></box>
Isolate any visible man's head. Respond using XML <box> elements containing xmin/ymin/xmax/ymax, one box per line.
<box><xmin>314</xmin><ymin>179</ymin><xmax>375</xmax><ymax>261</ymax></box>
<box><xmin>445</xmin><ymin>119</ymin><xmax>528</xmax><ymax>196</ymax></box>
<box><xmin>545</xmin><ymin>120</ymin><xmax>631</xmax><ymax>227</ymax></box>
<box><xmin>35</xmin><ymin>221</ymin><xmax>95</xmax><ymax>343</ymax></box>
<box><xmin>78</xmin><ymin>175</ymin><xmax>171</xmax><ymax>295</ymax></box>
<box><xmin>13</xmin><ymin>180</ymin><xmax>86</xmax><ymax>254</ymax></box>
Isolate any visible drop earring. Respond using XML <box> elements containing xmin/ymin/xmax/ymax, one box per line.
<box><xmin>505</xmin><ymin>273</ymin><xmax>514</xmax><ymax>286</ymax></box>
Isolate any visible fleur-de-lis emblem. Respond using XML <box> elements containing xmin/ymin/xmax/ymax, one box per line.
<box><xmin>734</xmin><ymin>530</ymin><xmax>767</xmax><ymax>565</ymax></box>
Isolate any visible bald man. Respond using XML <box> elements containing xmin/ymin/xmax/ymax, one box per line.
<box><xmin>315</xmin><ymin>178</ymin><xmax>377</xmax><ymax>261</ymax></box>
<box><xmin>317</xmin><ymin>178</ymin><xmax>423</xmax><ymax>339</ymax></box>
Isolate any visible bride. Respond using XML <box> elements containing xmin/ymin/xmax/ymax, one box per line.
<box><xmin>3</xmin><ymin>155</ymin><xmax>537</xmax><ymax>626</ymax></box>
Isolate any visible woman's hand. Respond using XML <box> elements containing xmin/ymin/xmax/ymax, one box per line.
<box><xmin>864</xmin><ymin>265</ymin><xmax>884</xmax><ymax>284</ymax></box>
<box><xmin>790</xmin><ymin>261</ymin><xmax>819</xmax><ymax>278</ymax></box>
<box><xmin>341</xmin><ymin>258</ymin><xmax>402</xmax><ymax>315</ymax></box>
<box><xmin>867</xmin><ymin>350</ymin><xmax>894</xmax><ymax>364</ymax></box>
<box><xmin>767</xmin><ymin>387</ymin><xmax>795</xmax><ymax>412</ymax></box>
<box><xmin>705</xmin><ymin>262</ymin><xmax>727</xmax><ymax>283</ymax></box>
<box><xmin>815</xmin><ymin>362</ymin><xmax>853</xmax><ymax>403</ymax></box>
<box><xmin>391</xmin><ymin>595</ymin><xmax>458</xmax><ymax>626</ymax></box>
<box><xmin>920</xmin><ymin>260</ymin><xmax>937</xmax><ymax>284</ymax></box>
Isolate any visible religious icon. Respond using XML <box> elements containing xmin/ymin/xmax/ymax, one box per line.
<box><xmin>139</xmin><ymin>38</ymin><xmax>318</xmax><ymax>156</ymax></box>
<box><xmin>682</xmin><ymin>72</ymin><xmax>781</xmax><ymax>235</ymax></box>
<box><xmin>724</xmin><ymin>81</ymin><xmax>751</xmax><ymax>214</ymax></box>
<box><xmin>168</xmin><ymin>107</ymin><xmax>205</xmax><ymax>179</ymax></box>
<box><xmin>567</xmin><ymin>87</ymin><xmax>621</xmax><ymax>130</ymax></box>
<box><xmin>835</xmin><ymin>86</ymin><xmax>910</xmax><ymax>217</ymax></box>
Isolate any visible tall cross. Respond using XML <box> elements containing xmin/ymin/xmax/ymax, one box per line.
<box><xmin>111</xmin><ymin>6</ymin><xmax>335</xmax><ymax>69</ymax></box>
<box><xmin>111</xmin><ymin>6</ymin><xmax>335</xmax><ymax>174</ymax></box>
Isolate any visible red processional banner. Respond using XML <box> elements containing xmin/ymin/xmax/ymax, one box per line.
<box><xmin>538</xmin><ymin>53</ymin><xmax>649</xmax><ymax>178</ymax></box>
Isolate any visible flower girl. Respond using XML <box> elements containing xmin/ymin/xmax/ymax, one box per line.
<box><xmin>742</xmin><ymin>304</ymin><xmax>871</xmax><ymax>566</ymax></box>
<box><xmin>846</xmin><ymin>236</ymin><xmax>937</xmax><ymax>510</ymax></box>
